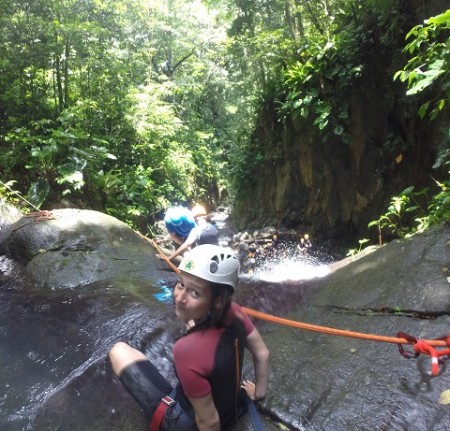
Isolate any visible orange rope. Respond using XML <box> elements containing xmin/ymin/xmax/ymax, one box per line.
<box><xmin>149</xmin><ymin>238</ymin><xmax>181</xmax><ymax>274</ymax></box>
<box><xmin>147</xmin><ymin>237</ymin><xmax>448</xmax><ymax>348</ymax></box>
<box><xmin>241</xmin><ymin>306</ymin><xmax>448</xmax><ymax>347</ymax></box>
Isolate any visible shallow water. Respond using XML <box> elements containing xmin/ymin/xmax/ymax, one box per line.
<box><xmin>0</xmin><ymin>254</ymin><xmax>180</xmax><ymax>431</ymax></box>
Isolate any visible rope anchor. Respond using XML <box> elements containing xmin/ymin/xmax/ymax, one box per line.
<box><xmin>397</xmin><ymin>332</ymin><xmax>450</xmax><ymax>377</ymax></box>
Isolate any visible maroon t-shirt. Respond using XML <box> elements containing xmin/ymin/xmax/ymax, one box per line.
<box><xmin>173</xmin><ymin>302</ymin><xmax>255</xmax><ymax>398</ymax></box>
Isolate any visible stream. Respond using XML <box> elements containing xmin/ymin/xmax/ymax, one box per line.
<box><xmin>0</xmin><ymin>209</ymin><xmax>339</xmax><ymax>431</ymax></box>
<box><xmin>7</xmin><ymin>207</ymin><xmax>447</xmax><ymax>431</ymax></box>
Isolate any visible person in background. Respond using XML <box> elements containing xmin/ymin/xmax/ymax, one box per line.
<box><xmin>191</xmin><ymin>203</ymin><xmax>209</xmax><ymax>222</ymax></box>
<box><xmin>109</xmin><ymin>244</ymin><xmax>270</xmax><ymax>431</ymax></box>
<box><xmin>163</xmin><ymin>206</ymin><xmax>219</xmax><ymax>262</ymax></box>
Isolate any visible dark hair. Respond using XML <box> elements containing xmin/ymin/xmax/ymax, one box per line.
<box><xmin>187</xmin><ymin>282</ymin><xmax>233</xmax><ymax>334</ymax></box>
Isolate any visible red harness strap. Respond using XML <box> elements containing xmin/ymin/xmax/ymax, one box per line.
<box><xmin>149</xmin><ymin>395</ymin><xmax>176</xmax><ymax>431</ymax></box>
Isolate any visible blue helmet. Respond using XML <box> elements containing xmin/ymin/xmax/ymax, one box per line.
<box><xmin>164</xmin><ymin>207</ymin><xmax>196</xmax><ymax>238</ymax></box>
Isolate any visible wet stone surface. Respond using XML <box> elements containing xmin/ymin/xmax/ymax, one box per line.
<box><xmin>1</xmin><ymin>204</ymin><xmax>450</xmax><ymax>430</ymax></box>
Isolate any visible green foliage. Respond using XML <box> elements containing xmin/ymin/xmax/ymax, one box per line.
<box><xmin>369</xmin><ymin>9</ymin><xmax>450</xmax><ymax>241</ymax></box>
<box><xmin>368</xmin><ymin>186</ymin><xmax>429</xmax><ymax>240</ymax></box>
<box><xmin>368</xmin><ymin>174</ymin><xmax>450</xmax><ymax>242</ymax></box>
<box><xmin>276</xmin><ymin>0</ymin><xmax>405</xmax><ymax>143</ymax></box>
<box><xmin>345</xmin><ymin>8</ymin><xmax>450</xmax><ymax>251</ymax></box>
<box><xmin>279</xmin><ymin>38</ymin><xmax>353</xmax><ymax>141</ymax></box>
<box><xmin>229</xmin><ymin>0</ymin><xmax>402</xmax><ymax>197</ymax></box>
<box><xmin>0</xmin><ymin>178</ymin><xmax>40</xmax><ymax>211</ymax></box>
<box><xmin>346</xmin><ymin>238</ymin><xmax>370</xmax><ymax>257</ymax></box>
<box><xmin>27</xmin><ymin>179</ymin><xmax>50</xmax><ymax>208</ymax></box>
<box><xmin>394</xmin><ymin>9</ymin><xmax>450</xmax><ymax>226</ymax></box>
<box><xmin>427</xmin><ymin>170</ymin><xmax>450</xmax><ymax>225</ymax></box>
<box><xmin>0</xmin><ymin>0</ymin><xmax>237</xmax><ymax>230</ymax></box>
<box><xmin>394</xmin><ymin>9</ymin><xmax>450</xmax><ymax>122</ymax></box>
<box><xmin>2</xmin><ymin>0</ymin><xmax>448</xmax><ymax>237</ymax></box>
<box><xmin>0</xmin><ymin>180</ymin><xmax>22</xmax><ymax>208</ymax></box>
<box><xmin>3</xmin><ymin>115</ymin><xmax>117</xmax><ymax>200</ymax></box>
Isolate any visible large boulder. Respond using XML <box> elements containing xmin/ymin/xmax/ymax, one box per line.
<box><xmin>1</xmin><ymin>208</ymin><xmax>161</xmax><ymax>289</ymax></box>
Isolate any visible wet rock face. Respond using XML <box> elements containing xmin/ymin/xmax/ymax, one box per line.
<box><xmin>261</xmin><ymin>223</ymin><xmax>450</xmax><ymax>431</ymax></box>
<box><xmin>310</xmin><ymin>224</ymin><xmax>450</xmax><ymax>312</ymax></box>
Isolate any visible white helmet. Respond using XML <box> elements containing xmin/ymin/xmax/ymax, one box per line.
<box><xmin>178</xmin><ymin>244</ymin><xmax>240</xmax><ymax>291</ymax></box>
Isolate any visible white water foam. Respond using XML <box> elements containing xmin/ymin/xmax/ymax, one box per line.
<box><xmin>251</xmin><ymin>257</ymin><xmax>331</xmax><ymax>282</ymax></box>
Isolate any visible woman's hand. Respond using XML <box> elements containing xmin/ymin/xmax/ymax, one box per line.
<box><xmin>241</xmin><ymin>380</ymin><xmax>257</xmax><ymax>400</ymax></box>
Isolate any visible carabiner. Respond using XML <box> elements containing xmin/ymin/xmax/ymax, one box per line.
<box><xmin>397</xmin><ymin>332</ymin><xmax>419</xmax><ymax>359</ymax></box>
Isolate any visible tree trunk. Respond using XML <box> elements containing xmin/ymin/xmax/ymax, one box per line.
<box><xmin>284</xmin><ymin>0</ymin><xmax>298</xmax><ymax>41</ymax></box>
<box><xmin>55</xmin><ymin>32</ymin><xmax>64</xmax><ymax>112</ymax></box>
<box><xmin>64</xmin><ymin>40</ymin><xmax>70</xmax><ymax>108</ymax></box>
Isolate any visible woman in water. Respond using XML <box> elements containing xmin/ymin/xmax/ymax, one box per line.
<box><xmin>109</xmin><ymin>244</ymin><xmax>270</xmax><ymax>431</ymax></box>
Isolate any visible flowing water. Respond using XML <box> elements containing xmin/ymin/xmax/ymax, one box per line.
<box><xmin>212</xmin><ymin>209</ymin><xmax>339</xmax><ymax>284</ymax></box>
<box><xmin>250</xmin><ymin>254</ymin><xmax>332</xmax><ymax>283</ymax></box>
<box><xmin>0</xmin><ymin>253</ymin><xmax>181</xmax><ymax>431</ymax></box>
<box><xmin>3</xmin><ymin>207</ymin><xmax>450</xmax><ymax>431</ymax></box>
<box><xmin>0</xmin><ymin>211</ymin><xmax>340</xmax><ymax>431</ymax></box>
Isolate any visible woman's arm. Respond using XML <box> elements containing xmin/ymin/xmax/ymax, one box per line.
<box><xmin>188</xmin><ymin>393</ymin><xmax>220</xmax><ymax>431</ymax></box>
<box><xmin>167</xmin><ymin>237</ymin><xmax>194</xmax><ymax>261</ymax></box>
<box><xmin>243</xmin><ymin>328</ymin><xmax>270</xmax><ymax>400</ymax></box>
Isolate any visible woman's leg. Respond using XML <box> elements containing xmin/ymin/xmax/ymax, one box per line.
<box><xmin>109</xmin><ymin>342</ymin><xmax>173</xmax><ymax>416</ymax></box>
<box><xmin>109</xmin><ymin>341</ymin><xmax>147</xmax><ymax>377</ymax></box>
